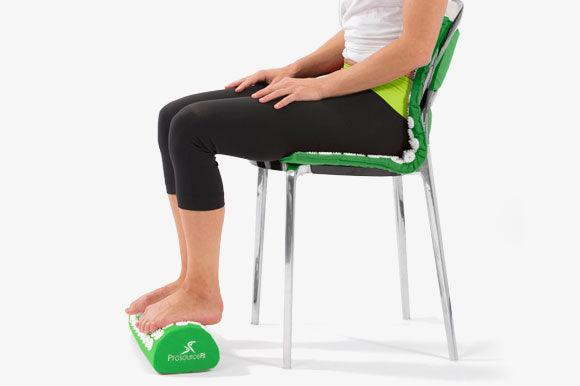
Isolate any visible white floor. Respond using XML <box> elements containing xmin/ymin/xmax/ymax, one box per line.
<box><xmin>2</xmin><ymin>1</ymin><xmax>579</xmax><ymax>385</ymax></box>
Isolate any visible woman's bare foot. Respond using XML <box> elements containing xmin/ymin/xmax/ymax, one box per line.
<box><xmin>136</xmin><ymin>287</ymin><xmax>223</xmax><ymax>333</ymax></box>
<box><xmin>125</xmin><ymin>279</ymin><xmax>184</xmax><ymax>315</ymax></box>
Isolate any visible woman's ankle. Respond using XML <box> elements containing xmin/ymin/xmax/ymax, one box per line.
<box><xmin>175</xmin><ymin>275</ymin><xmax>187</xmax><ymax>285</ymax></box>
<box><xmin>180</xmin><ymin>282</ymin><xmax>222</xmax><ymax>302</ymax></box>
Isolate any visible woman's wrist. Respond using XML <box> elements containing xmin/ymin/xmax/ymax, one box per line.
<box><xmin>283</xmin><ymin>61</ymin><xmax>302</xmax><ymax>78</ymax></box>
<box><xmin>317</xmin><ymin>76</ymin><xmax>336</xmax><ymax>99</ymax></box>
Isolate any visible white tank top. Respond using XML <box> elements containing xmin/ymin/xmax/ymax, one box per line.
<box><xmin>338</xmin><ymin>0</ymin><xmax>404</xmax><ymax>63</ymax></box>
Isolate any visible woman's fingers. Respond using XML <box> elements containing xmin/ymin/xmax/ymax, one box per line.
<box><xmin>234</xmin><ymin>79</ymin><xmax>252</xmax><ymax>92</ymax></box>
<box><xmin>234</xmin><ymin>70</ymin><xmax>269</xmax><ymax>92</ymax></box>
<box><xmin>251</xmin><ymin>78</ymin><xmax>322</xmax><ymax>109</ymax></box>
<box><xmin>257</xmin><ymin>87</ymin><xmax>291</xmax><ymax>103</ymax></box>
<box><xmin>225</xmin><ymin>74</ymin><xmax>258</xmax><ymax>91</ymax></box>
<box><xmin>224</xmin><ymin>77</ymin><xmax>246</xmax><ymax>89</ymax></box>
<box><xmin>235</xmin><ymin>76</ymin><xmax>261</xmax><ymax>92</ymax></box>
<box><xmin>251</xmin><ymin>79</ymin><xmax>285</xmax><ymax>99</ymax></box>
<box><xmin>250</xmin><ymin>86</ymin><xmax>267</xmax><ymax>99</ymax></box>
<box><xmin>274</xmin><ymin>94</ymin><xmax>296</xmax><ymax>109</ymax></box>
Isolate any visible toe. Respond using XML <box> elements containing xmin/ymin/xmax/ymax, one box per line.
<box><xmin>140</xmin><ymin>308</ymin><xmax>149</xmax><ymax>321</ymax></box>
<box><xmin>142</xmin><ymin>305</ymin><xmax>150</xmax><ymax>315</ymax></box>
<box><xmin>144</xmin><ymin>320</ymin><xmax>153</xmax><ymax>334</ymax></box>
<box><xmin>126</xmin><ymin>299</ymin><xmax>145</xmax><ymax>315</ymax></box>
<box><xmin>137</xmin><ymin>317</ymin><xmax>146</xmax><ymax>331</ymax></box>
<box><xmin>138</xmin><ymin>319</ymin><xmax>148</xmax><ymax>333</ymax></box>
<box><xmin>150</xmin><ymin>316</ymin><xmax>165</xmax><ymax>332</ymax></box>
<box><xmin>127</xmin><ymin>295</ymin><xmax>150</xmax><ymax>315</ymax></box>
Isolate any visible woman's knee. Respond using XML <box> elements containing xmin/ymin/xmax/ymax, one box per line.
<box><xmin>158</xmin><ymin>101</ymin><xmax>182</xmax><ymax>153</ymax></box>
<box><xmin>167</xmin><ymin>104</ymin><xmax>214</xmax><ymax>158</ymax></box>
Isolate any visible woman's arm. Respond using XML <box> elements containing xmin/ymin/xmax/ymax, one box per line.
<box><xmin>251</xmin><ymin>0</ymin><xmax>448</xmax><ymax>109</ymax></box>
<box><xmin>319</xmin><ymin>0</ymin><xmax>448</xmax><ymax>98</ymax></box>
<box><xmin>287</xmin><ymin>29</ymin><xmax>346</xmax><ymax>78</ymax></box>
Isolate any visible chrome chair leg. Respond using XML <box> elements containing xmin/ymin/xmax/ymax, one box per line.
<box><xmin>282</xmin><ymin>165</ymin><xmax>309</xmax><ymax>369</ymax></box>
<box><xmin>419</xmin><ymin>154</ymin><xmax>458</xmax><ymax>361</ymax></box>
<box><xmin>251</xmin><ymin>167</ymin><xmax>268</xmax><ymax>325</ymax></box>
<box><xmin>393</xmin><ymin>176</ymin><xmax>410</xmax><ymax>320</ymax></box>
<box><xmin>283</xmin><ymin>168</ymin><xmax>297</xmax><ymax>369</ymax></box>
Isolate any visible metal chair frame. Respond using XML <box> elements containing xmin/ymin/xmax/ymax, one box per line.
<box><xmin>248</xmin><ymin>1</ymin><xmax>464</xmax><ymax>369</ymax></box>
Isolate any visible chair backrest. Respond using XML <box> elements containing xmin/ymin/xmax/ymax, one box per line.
<box><xmin>415</xmin><ymin>0</ymin><xmax>464</xmax><ymax>137</ymax></box>
<box><xmin>279</xmin><ymin>1</ymin><xmax>464</xmax><ymax>175</ymax></box>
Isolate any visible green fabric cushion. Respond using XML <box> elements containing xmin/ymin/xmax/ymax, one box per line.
<box><xmin>431</xmin><ymin>29</ymin><xmax>460</xmax><ymax>91</ymax></box>
<box><xmin>280</xmin><ymin>16</ymin><xmax>458</xmax><ymax>175</ymax></box>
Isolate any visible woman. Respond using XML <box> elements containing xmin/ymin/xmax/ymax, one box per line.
<box><xmin>127</xmin><ymin>0</ymin><xmax>448</xmax><ymax>334</ymax></box>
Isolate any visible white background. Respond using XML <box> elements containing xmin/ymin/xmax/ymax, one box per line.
<box><xmin>1</xmin><ymin>0</ymin><xmax>578</xmax><ymax>385</ymax></box>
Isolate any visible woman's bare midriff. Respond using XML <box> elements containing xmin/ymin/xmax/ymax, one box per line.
<box><xmin>343</xmin><ymin>57</ymin><xmax>415</xmax><ymax>79</ymax></box>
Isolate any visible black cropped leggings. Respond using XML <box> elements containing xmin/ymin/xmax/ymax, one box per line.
<box><xmin>159</xmin><ymin>81</ymin><xmax>409</xmax><ymax>211</ymax></box>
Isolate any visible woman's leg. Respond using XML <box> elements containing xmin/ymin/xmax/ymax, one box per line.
<box><xmin>136</xmin><ymin>87</ymin><xmax>409</xmax><ymax>333</ymax></box>
<box><xmin>138</xmin><ymin>207</ymin><xmax>225</xmax><ymax>333</ymax></box>
<box><xmin>125</xmin><ymin>195</ymin><xmax>189</xmax><ymax>314</ymax></box>
<box><xmin>126</xmin><ymin>83</ymin><xmax>269</xmax><ymax>315</ymax></box>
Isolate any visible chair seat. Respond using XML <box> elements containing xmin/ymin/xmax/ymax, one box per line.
<box><xmin>279</xmin><ymin>150</ymin><xmax>411</xmax><ymax>174</ymax></box>
<box><xmin>249</xmin><ymin>159</ymin><xmax>402</xmax><ymax>177</ymax></box>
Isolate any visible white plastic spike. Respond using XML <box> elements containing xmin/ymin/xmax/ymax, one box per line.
<box><xmin>152</xmin><ymin>330</ymin><xmax>164</xmax><ymax>340</ymax></box>
<box><xmin>408</xmin><ymin>116</ymin><xmax>415</xmax><ymax>129</ymax></box>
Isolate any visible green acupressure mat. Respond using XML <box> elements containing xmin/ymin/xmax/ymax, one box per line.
<box><xmin>280</xmin><ymin>15</ymin><xmax>459</xmax><ymax>175</ymax></box>
<box><xmin>129</xmin><ymin>313</ymin><xmax>220</xmax><ymax>374</ymax></box>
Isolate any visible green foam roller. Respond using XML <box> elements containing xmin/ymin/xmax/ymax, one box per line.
<box><xmin>128</xmin><ymin>313</ymin><xmax>220</xmax><ymax>374</ymax></box>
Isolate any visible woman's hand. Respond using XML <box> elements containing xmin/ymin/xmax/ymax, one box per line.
<box><xmin>250</xmin><ymin>77</ymin><xmax>327</xmax><ymax>109</ymax></box>
<box><xmin>225</xmin><ymin>66</ymin><xmax>297</xmax><ymax>93</ymax></box>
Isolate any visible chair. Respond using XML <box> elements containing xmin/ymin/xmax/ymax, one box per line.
<box><xmin>248</xmin><ymin>0</ymin><xmax>464</xmax><ymax>369</ymax></box>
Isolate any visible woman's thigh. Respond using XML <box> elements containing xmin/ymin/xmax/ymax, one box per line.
<box><xmin>170</xmin><ymin>87</ymin><xmax>409</xmax><ymax>161</ymax></box>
